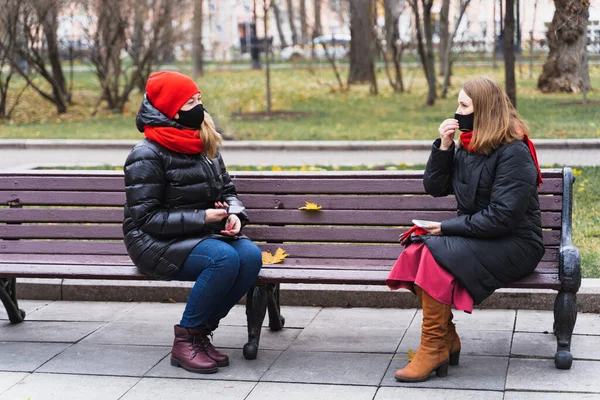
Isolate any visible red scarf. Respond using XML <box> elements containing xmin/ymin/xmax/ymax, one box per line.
<box><xmin>459</xmin><ymin>131</ymin><xmax>543</xmax><ymax>187</ymax></box>
<box><xmin>144</xmin><ymin>126</ymin><xmax>204</xmax><ymax>154</ymax></box>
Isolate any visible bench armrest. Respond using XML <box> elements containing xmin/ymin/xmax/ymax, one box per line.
<box><xmin>559</xmin><ymin>168</ymin><xmax>581</xmax><ymax>293</ymax></box>
<box><xmin>559</xmin><ymin>245</ymin><xmax>581</xmax><ymax>293</ymax></box>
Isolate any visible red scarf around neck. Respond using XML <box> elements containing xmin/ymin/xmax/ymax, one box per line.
<box><xmin>459</xmin><ymin>131</ymin><xmax>543</xmax><ymax>187</ymax></box>
<box><xmin>144</xmin><ymin>126</ymin><xmax>204</xmax><ymax>154</ymax></box>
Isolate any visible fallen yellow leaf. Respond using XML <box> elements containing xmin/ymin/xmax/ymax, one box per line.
<box><xmin>262</xmin><ymin>248</ymin><xmax>289</xmax><ymax>265</ymax></box>
<box><xmin>298</xmin><ymin>201</ymin><xmax>322</xmax><ymax>211</ymax></box>
<box><xmin>407</xmin><ymin>349</ymin><xmax>416</xmax><ymax>361</ymax></box>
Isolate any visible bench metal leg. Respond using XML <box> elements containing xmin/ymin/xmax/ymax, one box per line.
<box><xmin>244</xmin><ymin>283</ymin><xmax>286</xmax><ymax>360</ymax></box>
<box><xmin>267</xmin><ymin>283</ymin><xmax>285</xmax><ymax>331</ymax></box>
<box><xmin>0</xmin><ymin>278</ymin><xmax>26</xmax><ymax>324</ymax></box>
<box><xmin>244</xmin><ymin>284</ymin><xmax>268</xmax><ymax>359</ymax></box>
<box><xmin>553</xmin><ymin>291</ymin><xmax>577</xmax><ymax>369</ymax></box>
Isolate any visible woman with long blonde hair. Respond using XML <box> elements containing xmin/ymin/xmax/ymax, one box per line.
<box><xmin>123</xmin><ymin>71</ymin><xmax>262</xmax><ymax>374</ymax></box>
<box><xmin>388</xmin><ymin>76</ymin><xmax>544</xmax><ymax>382</ymax></box>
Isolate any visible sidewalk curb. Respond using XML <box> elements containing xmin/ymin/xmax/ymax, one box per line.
<box><xmin>2</xmin><ymin>139</ymin><xmax>600</xmax><ymax>151</ymax></box>
<box><xmin>16</xmin><ymin>278</ymin><xmax>600</xmax><ymax>313</ymax></box>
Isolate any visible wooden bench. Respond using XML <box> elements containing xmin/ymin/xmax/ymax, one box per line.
<box><xmin>0</xmin><ymin>169</ymin><xmax>580</xmax><ymax>369</ymax></box>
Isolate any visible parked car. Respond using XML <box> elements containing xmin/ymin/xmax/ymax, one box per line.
<box><xmin>280</xmin><ymin>34</ymin><xmax>351</xmax><ymax>62</ymax></box>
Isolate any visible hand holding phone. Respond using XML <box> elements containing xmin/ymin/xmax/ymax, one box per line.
<box><xmin>226</xmin><ymin>205</ymin><xmax>245</xmax><ymax>215</ymax></box>
<box><xmin>221</xmin><ymin>214</ymin><xmax>241</xmax><ymax>236</ymax></box>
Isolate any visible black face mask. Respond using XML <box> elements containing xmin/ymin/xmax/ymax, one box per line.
<box><xmin>454</xmin><ymin>112</ymin><xmax>474</xmax><ymax>132</ymax></box>
<box><xmin>177</xmin><ymin>104</ymin><xmax>205</xmax><ymax>130</ymax></box>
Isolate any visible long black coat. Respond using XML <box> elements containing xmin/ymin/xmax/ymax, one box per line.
<box><xmin>122</xmin><ymin>98</ymin><xmax>248</xmax><ymax>279</ymax></box>
<box><xmin>419</xmin><ymin>138</ymin><xmax>544</xmax><ymax>304</ymax></box>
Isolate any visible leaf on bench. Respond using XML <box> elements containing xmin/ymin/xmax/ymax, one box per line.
<box><xmin>262</xmin><ymin>248</ymin><xmax>289</xmax><ymax>265</ymax></box>
<box><xmin>298</xmin><ymin>202</ymin><xmax>323</xmax><ymax>211</ymax></box>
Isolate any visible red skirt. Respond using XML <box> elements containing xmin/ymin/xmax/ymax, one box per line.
<box><xmin>387</xmin><ymin>243</ymin><xmax>473</xmax><ymax>313</ymax></box>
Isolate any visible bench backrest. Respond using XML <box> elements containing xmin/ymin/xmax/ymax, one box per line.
<box><xmin>0</xmin><ymin>169</ymin><xmax>569</xmax><ymax>288</ymax></box>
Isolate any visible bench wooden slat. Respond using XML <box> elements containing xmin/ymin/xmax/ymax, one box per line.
<box><xmin>0</xmin><ymin>252</ymin><xmax>559</xmax><ymax>274</ymax></box>
<box><xmin>0</xmin><ymin>177</ymin><xmax>125</xmax><ymax>191</ymax></box>
<box><xmin>0</xmin><ymin>191</ymin><xmax>563</xmax><ymax>212</ymax></box>
<box><xmin>256</xmin><ymin>269</ymin><xmax>562</xmax><ymax>289</ymax></box>
<box><xmin>0</xmin><ymin>242</ymin><xmax>561</xmax><ymax>266</ymax></box>
<box><xmin>0</xmin><ymin>169</ymin><xmax>565</xmax><ymax>179</ymax></box>
<box><xmin>0</xmin><ymin>208</ymin><xmax>563</xmax><ymax>228</ymax></box>
<box><xmin>0</xmin><ymin>191</ymin><xmax>126</xmax><ymax>206</ymax></box>
<box><xmin>0</xmin><ymin>243</ymin><xmax>559</xmax><ymax>263</ymax></box>
<box><xmin>0</xmin><ymin>263</ymin><xmax>561</xmax><ymax>290</ymax></box>
<box><xmin>0</xmin><ymin>263</ymin><xmax>145</xmax><ymax>279</ymax></box>
<box><xmin>0</xmin><ymin>240</ymin><xmax>128</xmax><ymax>255</ymax></box>
<box><xmin>232</xmin><ymin>178</ymin><xmax>564</xmax><ymax>195</ymax></box>
<box><xmin>0</xmin><ymin>176</ymin><xmax>564</xmax><ymax>194</ymax></box>
<box><xmin>0</xmin><ymin>224</ymin><xmax>562</xmax><ymax>245</ymax></box>
<box><xmin>0</xmin><ymin>247</ymin><xmax>559</xmax><ymax>264</ymax></box>
<box><xmin>241</xmin><ymin>194</ymin><xmax>563</xmax><ymax>212</ymax></box>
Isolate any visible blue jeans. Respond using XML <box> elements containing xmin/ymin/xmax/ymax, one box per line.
<box><xmin>175</xmin><ymin>238</ymin><xmax>262</xmax><ymax>329</ymax></box>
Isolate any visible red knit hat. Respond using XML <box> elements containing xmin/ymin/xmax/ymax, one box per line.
<box><xmin>145</xmin><ymin>71</ymin><xmax>201</xmax><ymax>119</ymax></box>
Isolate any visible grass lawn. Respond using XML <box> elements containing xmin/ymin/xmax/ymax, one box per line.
<box><xmin>1</xmin><ymin>64</ymin><xmax>599</xmax><ymax>140</ymax></box>
<box><xmin>44</xmin><ymin>163</ymin><xmax>600</xmax><ymax>279</ymax></box>
<box><xmin>572</xmin><ymin>166</ymin><xmax>600</xmax><ymax>279</ymax></box>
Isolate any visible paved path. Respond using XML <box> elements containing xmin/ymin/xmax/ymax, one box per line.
<box><xmin>1</xmin><ymin>301</ymin><xmax>600</xmax><ymax>399</ymax></box>
<box><xmin>2</xmin><ymin>139</ymin><xmax>600</xmax><ymax>170</ymax></box>
<box><xmin>16</xmin><ymin>59</ymin><xmax>598</xmax><ymax>73</ymax></box>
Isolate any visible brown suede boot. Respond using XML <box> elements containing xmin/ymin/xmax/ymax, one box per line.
<box><xmin>170</xmin><ymin>325</ymin><xmax>218</xmax><ymax>374</ymax></box>
<box><xmin>414</xmin><ymin>287</ymin><xmax>461</xmax><ymax>366</ymax></box>
<box><xmin>395</xmin><ymin>288</ymin><xmax>451</xmax><ymax>382</ymax></box>
<box><xmin>196</xmin><ymin>328</ymin><xmax>230</xmax><ymax>367</ymax></box>
<box><xmin>446</xmin><ymin>312</ymin><xmax>461</xmax><ymax>366</ymax></box>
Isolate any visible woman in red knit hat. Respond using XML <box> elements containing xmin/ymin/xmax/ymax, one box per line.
<box><xmin>123</xmin><ymin>71</ymin><xmax>262</xmax><ymax>374</ymax></box>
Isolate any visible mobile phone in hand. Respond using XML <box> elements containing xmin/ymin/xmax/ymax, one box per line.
<box><xmin>226</xmin><ymin>205</ymin><xmax>245</xmax><ymax>215</ymax></box>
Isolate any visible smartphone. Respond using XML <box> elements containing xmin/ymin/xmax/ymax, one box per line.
<box><xmin>412</xmin><ymin>219</ymin><xmax>439</xmax><ymax>228</ymax></box>
<box><xmin>227</xmin><ymin>205</ymin><xmax>245</xmax><ymax>215</ymax></box>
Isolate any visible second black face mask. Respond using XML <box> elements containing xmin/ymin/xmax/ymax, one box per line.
<box><xmin>454</xmin><ymin>112</ymin><xmax>474</xmax><ymax>132</ymax></box>
<box><xmin>177</xmin><ymin>104</ymin><xmax>205</xmax><ymax>130</ymax></box>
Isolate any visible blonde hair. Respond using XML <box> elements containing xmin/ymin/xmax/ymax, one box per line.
<box><xmin>462</xmin><ymin>77</ymin><xmax>528</xmax><ymax>155</ymax></box>
<box><xmin>197</xmin><ymin>112</ymin><xmax>222</xmax><ymax>158</ymax></box>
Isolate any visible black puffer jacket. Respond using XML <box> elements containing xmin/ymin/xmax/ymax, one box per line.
<box><xmin>123</xmin><ymin>97</ymin><xmax>248</xmax><ymax>279</ymax></box>
<box><xmin>419</xmin><ymin>138</ymin><xmax>544</xmax><ymax>304</ymax></box>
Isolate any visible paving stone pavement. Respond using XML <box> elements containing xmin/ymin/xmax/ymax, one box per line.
<box><xmin>1</xmin><ymin>301</ymin><xmax>600</xmax><ymax>399</ymax></box>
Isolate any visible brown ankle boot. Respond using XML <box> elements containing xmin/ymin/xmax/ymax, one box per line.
<box><xmin>414</xmin><ymin>287</ymin><xmax>461</xmax><ymax>366</ymax></box>
<box><xmin>446</xmin><ymin>312</ymin><xmax>461</xmax><ymax>366</ymax></box>
<box><xmin>195</xmin><ymin>328</ymin><xmax>230</xmax><ymax>367</ymax></box>
<box><xmin>170</xmin><ymin>325</ymin><xmax>218</xmax><ymax>374</ymax></box>
<box><xmin>395</xmin><ymin>288</ymin><xmax>451</xmax><ymax>382</ymax></box>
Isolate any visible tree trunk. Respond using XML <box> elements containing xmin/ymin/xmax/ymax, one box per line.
<box><xmin>441</xmin><ymin>0</ymin><xmax>471</xmax><ymax>98</ymax></box>
<box><xmin>493</xmin><ymin>0</ymin><xmax>497</xmax><ymax>69</ymax></box>
<box><xmin>161</xmin><ymin>5</ymin><xmax>174</xmax><ymax>63</ymax></box>
<box><xmin>40</xmin><ymin>3</ymin><xmax>68</xmax><ymax>114</ymax></box>
<box><xmin>537</xmin><ymin>0</ymin><xmax>590</xmax><ymax>93</ymax></box>
<box><xmin>383</xmin><ymin>0</ymin><xmax>404</xmax><ymax>92</ymax></box>
<box><xmin>438</xmin><ymin>0</ymin><xmax>450</xmax><ymax>77</ymax></box>
<box><xmin>422</xmin><ymin>1</ymin><xmax>436</xmax><ymax>105</ymax></box>
<box><xmin>529</xmin><ymin>0</ymin><xmax>538</xmax><ymax>79</ymax></box>
<box><xmin>192</xmin><ymin>0</ymin><xmax>204</xmax><ymax>77</ymax></box>
<box><xmin>348</xmin><ymin>0</ymin><xmax>377</xmax><ymax>89</ymax></box>
<box><xmin>286</xmin><ymin>0</ymin><xmax>298</xmax><ymax>45</ymax></box>
<box><xmin>411</xmin><ymin>0</ymin><xmax>436</xmax><ymax>105</ymax></box>
<box><xmin>300</xmin><ymin>0</ymin><xmax>308</xmax><ymax>45</ymax></box>
<box><xmin>271</xmin><ymin>1</ymin><xmax>288</xmax><ymax>48</ymax></box>
<box><xmin>504</xmin><ymin>0</ymin><xmax>516</xmax><ymax>107</ymax></box>
<box><xmin>313</xmin><ymin>0</ymin><xmax>322</xmax><ymax>38</ymax></box>
<box><xmin>133</xmin><ymin>2</ymin><xmax>148</xmax><ymax>91</ymax></box>
<box><xmin>263</xmin><ymin>1</ymin><xmax>272</xmax><ymax>112</ymax></box>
